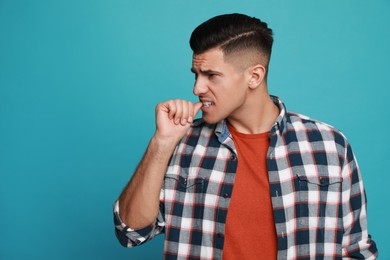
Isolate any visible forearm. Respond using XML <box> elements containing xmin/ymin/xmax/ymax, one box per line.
<box><xmin>118</xmin><ymin>136</ymin><xmax>177</xmax><ymax>229</ymax></box>
<box><xmin>117</xmin><ymin>99</ymin><xmax>201</xmax><ymax>230</ymax></box>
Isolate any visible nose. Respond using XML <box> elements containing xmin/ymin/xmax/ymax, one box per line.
<box><xmin>193</xmin><ymin>79</ymin><xmax>208</xmax><ymax>96</ymax></box>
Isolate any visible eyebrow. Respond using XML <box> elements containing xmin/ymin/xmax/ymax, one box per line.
<box><xmin>190</xmin><ymin>68</ymin><xmax>221</xmax><ymax>75</ymax></box>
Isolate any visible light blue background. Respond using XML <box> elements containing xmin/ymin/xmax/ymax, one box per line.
<box><xmin>1</xmin><ymin>1</ymin><xmax>388</xmax><ymax>259</ymax></box>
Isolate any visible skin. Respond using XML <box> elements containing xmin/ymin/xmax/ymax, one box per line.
<box><xmin>118</xmin><ymin>47</ymin><xmax>279</xmax><ymax>229</ymax></box>
<box><xmin>192</xmin><ymin>48</ymin><xmax>279</xmax><ymax>133</ymax></box>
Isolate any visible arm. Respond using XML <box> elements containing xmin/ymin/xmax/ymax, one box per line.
<box><xmin>118</xmin><ymin>136</ymin><xmax>177</xmax><ymax>229</ymax></box>
<box><xmin>341</xmin><ymin>142</ymin><xmax>378</xmax><ymax>259</ymax></box>
<box><xmin>114</xmin><ymin>100</ymin><xmax>202</xmax><ymax>246</ymax></box>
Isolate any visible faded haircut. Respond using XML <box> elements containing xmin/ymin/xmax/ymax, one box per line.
<box><xmin>190</xmin><ymin>13</ymin><xmax>274</xmax><ymax>73</ymax></box>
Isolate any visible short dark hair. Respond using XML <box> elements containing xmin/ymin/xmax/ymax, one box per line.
<box><xmin>190</xmin><ymin>13</ymin><xmax>273</xmax><ymax>67</ymax></box>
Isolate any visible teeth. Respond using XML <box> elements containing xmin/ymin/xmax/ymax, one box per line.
<box><xmin>202</xmin><ymin>101</ymin><xmax>214</xmax><ymax>107</ymax></box>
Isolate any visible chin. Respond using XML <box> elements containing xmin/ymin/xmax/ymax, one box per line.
<box><xmin>202</xmin><ymin>115</ymin><xmax>223</xmax><ymax>125</ymax></box>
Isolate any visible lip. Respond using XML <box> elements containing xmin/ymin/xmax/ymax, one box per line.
<box><xmin>199</xmin><ymin>98</ymin><xmax>215</xmax><ymax>113</ymax></box>
<box><xmin>202</xmin><ymin>101</ymin><xmax>214</xmax><ymax>107</ymax></box>
<box><xmin>201</xmin><ymin>106</ymin><xmax>211</xmax><ymax>112</ymax></box>
<box><xmin>201</xmin><ymin>102</ymin><xmax>215</xmax><ymax>113</ymax></box>
<box><xmin>200</xmin><ymin>98</ymin><xmax>214</xmax><ymax>104</ymax></box>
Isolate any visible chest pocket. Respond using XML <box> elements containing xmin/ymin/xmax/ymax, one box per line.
<box><xmin>295</xmin><ymin>172</ymin><xmax>343</xmax><ymax>228</ymax></box>
<box><xmin>164</xmin><ymin>175</ymin><xmax>206</xmax><ymax>228</ymax></box>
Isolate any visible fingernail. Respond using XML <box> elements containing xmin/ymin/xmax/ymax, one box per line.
<box><xmin>181</xmin><ymin>118</ymin><xmax>187</xmax><ymax>125</ymax></box>
<box><xmin>175</xmin><ymin>118</ymin><xmax>180</xmax><ymax>124</ymax></box>
<box><xmin>188</xmin><ymin>117</ymin><xmax>193</xmax><ymax>123</ymax></box>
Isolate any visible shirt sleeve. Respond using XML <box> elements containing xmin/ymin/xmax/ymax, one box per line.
<box><xmin>113</xmin><ymin>199</ymin><xmax>165</xmax><ymax>247</ymax></box>
<box><xmin>341</xmin><ymin>142</ymin><xmax>378</xmax><ymax>258</ymax></box>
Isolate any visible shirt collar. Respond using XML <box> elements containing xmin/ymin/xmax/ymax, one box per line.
<box><xmin>270</xmin><ymin>95</ymin><xmax>288</xmax><ymax>135</ymax></box>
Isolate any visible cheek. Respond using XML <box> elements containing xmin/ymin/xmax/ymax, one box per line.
<box><xmin>212</xmin><ymin>77</ymin><xmax>246</xmax><ymax>104</ymax></box>
<box><xmin>224</xmin><ymin>83</ymin><xmax>247</xmax><ymax>103</ymax></box>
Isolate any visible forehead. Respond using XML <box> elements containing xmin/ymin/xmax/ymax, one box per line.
<box><xmin>192</xmin><ymin>48</ymin><xmax>225</xmax><ymax>70</ymax></box>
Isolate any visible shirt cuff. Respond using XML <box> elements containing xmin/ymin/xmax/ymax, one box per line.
<box><xmin>113</xmin><ymin>200</ymin><xmax>155</xmax><ymax>247</ymax></box>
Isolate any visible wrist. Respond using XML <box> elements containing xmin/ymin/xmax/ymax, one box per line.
<box><xmin>150</xmin><ymin>134</ymin><xmax>179</xmax><ymax>153</ymax></box>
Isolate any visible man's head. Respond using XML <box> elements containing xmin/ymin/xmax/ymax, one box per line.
<box><xmin>190</xmin><ymin>13</ymin><xmax>273</xmax><ymax>75</ymax></box>
<box><xmin>189</xmin><ymin>14</ymin><xmax>275</xmax><ymax>125</ymax></box>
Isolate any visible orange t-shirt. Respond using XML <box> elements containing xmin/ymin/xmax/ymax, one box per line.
<box><xmin>223</xmin><ymin>124</ymin><xmax>277</xmax><ymax>260</ymax></box>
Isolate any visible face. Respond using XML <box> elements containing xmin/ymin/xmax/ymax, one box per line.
<box><xmin>191</xmin><ymin>48</ymin><xmax>251</xmax><ymax>124</ymax></box>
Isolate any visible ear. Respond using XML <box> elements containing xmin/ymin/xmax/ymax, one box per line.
<box><xmin>247</xmin><ymin>64</ymin><xmax>266</xmax><ymax>89</ymax></box>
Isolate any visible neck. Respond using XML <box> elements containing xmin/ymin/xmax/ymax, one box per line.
<box><xmin>227</xmin><ymin>85</ymin><xmax>279</xmax><ymax>134</ymax></box>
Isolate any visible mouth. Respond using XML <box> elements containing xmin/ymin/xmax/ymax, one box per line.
<box><xmin>202</xmin><ymin>101</ymin><xmax>215</xmax><ymax>107</ymax></box>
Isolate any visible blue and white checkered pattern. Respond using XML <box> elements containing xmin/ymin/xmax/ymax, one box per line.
<box><xmin>114</xmin><ymin>96</ymin><xmax>378</xmax><ymax>259</ymax></box>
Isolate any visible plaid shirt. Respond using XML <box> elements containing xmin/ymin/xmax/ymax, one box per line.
<box><xmin>114</xmin><ymin>96</ymin><xmax>378</xmax><ymax>259</ymax></box>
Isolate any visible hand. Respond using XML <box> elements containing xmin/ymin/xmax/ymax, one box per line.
<box><xmin>154</xmin><ymin>99</ymin><xmax>202</xmax><ymax>144</ymax></box>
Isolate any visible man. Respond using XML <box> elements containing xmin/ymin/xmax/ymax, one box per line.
<box><xmin>114</xmin><ymin>13</ymin><xmax>378</xmax><ymax>259</ymax></box>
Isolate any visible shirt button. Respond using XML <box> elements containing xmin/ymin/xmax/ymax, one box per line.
<box><xmin>230</xmin><ymin>154</ymin><xmax>236</xmax><ymax>160</ymax></box>
<box><xmin>223</xmin><ymin>193</ymin><xmax>230</xmax><ymax>198</ymax></box>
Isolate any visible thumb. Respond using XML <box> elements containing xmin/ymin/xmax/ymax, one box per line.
<box><xmin>193</xmin><ymin>102</ymin><xmax>202</xmax><ymax>117</ymax></box>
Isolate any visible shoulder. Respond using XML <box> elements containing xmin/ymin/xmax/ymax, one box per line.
<box><xmin>285</xmin><ymin>111</ymin><xmax>349</xmax><ymax>148</ymax></box>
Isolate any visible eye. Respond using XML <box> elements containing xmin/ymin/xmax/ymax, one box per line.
<box><xmin>208</xmin><ymin>73</ymin><xmax>217</xmax><ymax>79</ymax></box>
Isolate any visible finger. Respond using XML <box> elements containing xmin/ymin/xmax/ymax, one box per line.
<box><xmin>157</xmin><ymin>102</ymin><xmax>168</xmax><ymax>112</ymax></box>
<box><xmin>167</xmin><ymin>100</ymin><xmax>177</xmax><ymax>120</ymax></box>
<box><xmin>188</xmin><ymin>102</ymin><xmax>194</xmax><ymax>123</ymax></box>
<box><xmin>180</xmin><ymin>100</ymin><xmax>189</xmax><ymax>126</ymax></box>
<box><xmin>173</xmin><ymin>99</ymin><xmax>183</xmax><ymax>125</ymax></box>
<box><xmin>193</xmin><ymin>102</ymin><xmax>202</xmax><ymax>117</ymax></box>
